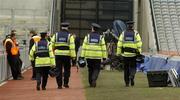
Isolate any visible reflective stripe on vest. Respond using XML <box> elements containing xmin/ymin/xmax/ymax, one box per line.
<box><xmin>82</xmin><ymin>33</ymin><xmax>105</xmax><ymax>59</ymax></box>
<box><xmin>54</xmin><ymin>32</ymin><xmax>71</xmax><ymax>56</ymax></box>
<box><xmin>121</xmin><ymin>30</ymin><xmax>139</xmax><ymax>57</ymax></box>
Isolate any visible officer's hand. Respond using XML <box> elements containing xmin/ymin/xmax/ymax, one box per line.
<box><xmin>103</xmin><ymin>58</ymin><xmax>106</xmax><ymax>61</ymax></box>
<box><xmin>116</xmin><ymin>55</ymin><xmax>124</xmax><ymax>61</ymax></box>
<box><xmin>51</xmin><ymin>65</ymin><xmax>55</xmax><ymax>68</ymax></box>
<box><xmin>136</xmin><ymin>50</ymin><xmax>140</xmax><ymax>55</ymax></box>
<box><xmin>71</xmin><ymin>57</ymin><xmax>76</xmax><ymax>60</ymax></box>
<box><xmin>71</xmin><ymin>58</ymin><xmax>77</xmax><ymax>66</ymax></box>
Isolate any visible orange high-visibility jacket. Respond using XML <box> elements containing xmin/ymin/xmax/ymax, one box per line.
<box><xmin>4</xmin><ymin>38</ymin><xmax>19</xmax><ymax>55</ymax></box>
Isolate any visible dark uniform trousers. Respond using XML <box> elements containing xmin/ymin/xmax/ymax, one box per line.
<box><xmin>55</xmin><ymin>56</ymin><xmax>71</xmax><ymax>87</ymax></box>
<box><xmin>7</xmin><ymin>55</ymin><xmax>21</xmax><ymax>80</ymax></box>
<box><xmin>31</xmin><ymin>60</ymin><xmax>36</xmax><ymax>78</ymax></box>
<box><xmin>17</xmin><ymin>56</ymin><xmax>23</xmax><ymax>77</ymax></box>
<box><xmin>36</xmin><ymin>67</ymin><xmax>49</xmax><ymax>88</ymax></box>
<box><xmin>123</xmin><ymin>57</ymin><xmax>137</xmax><ymax>85</ymax></box>
<box><xmin>87</xmin><ymin>59</ymin><xmax>101</xmax><ymax>85</ymax></box>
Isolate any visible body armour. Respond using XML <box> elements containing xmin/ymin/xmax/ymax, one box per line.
<box><xmin>89</xmin><ymin>32</ymin><xmax>100</xmax><ymax>44</ymax></box>
<box><xmin>123</xmin><ymin>30</ymin><xmax>135</xmax><ymax>42</ymax></box>
<box><xmin>56</xmin><ymin>32</ymin><xmax>70</xmax><ymax>43</ymax></box>
<box><xmin>36</xmin><ymin>39</ymin><xmax>49</xmax><ymax>57</ymax></box>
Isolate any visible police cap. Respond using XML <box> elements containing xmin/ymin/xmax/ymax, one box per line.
<box><xmin>40</xmin><ymin>32</ymin><xmax>47</xmax><ymax>34</ymax></box>
<box><xmin>91</xmin><ymin>23</ymin><xmax>101</xmax><ymax>29</ymax></box>
<box><xmin>126</xmin><ymin>21</ymin><xmax>134</xmax><ymax>24</ymax></box>
<box><xmin>61</xmin><ymin>22</ymin><xmax>70</xmax><ymax>27</ymax></box>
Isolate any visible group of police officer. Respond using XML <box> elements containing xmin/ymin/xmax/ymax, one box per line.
<box><xmin>29</xmin><ymin>20</ymin><xmax>142</xmax><ymax>91</ymax></box>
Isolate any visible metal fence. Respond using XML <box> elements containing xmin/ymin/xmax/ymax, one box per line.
<box><xmin>0</xmin><ymin>49</ymin><xmax>30</xmax><ymax>84</ymax></box>
<box><xmin>0</xmin><ymin>5</ymin><xmax>51</xmax><ymax>83</ymax></box>
<box><xmin>0</xmin><ymin>51</ymin><xmax>9</xmax><ymax>83</ymax></box>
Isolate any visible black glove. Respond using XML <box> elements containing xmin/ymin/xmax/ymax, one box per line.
<box><xmin>103</xmin><ymin>58</ymin><xmax>106</xmax><ymax>61</ymax></box>
<box><xmin>101</xmin><ymin>58</ymin><xmax>109</xmax><ymax>65</ymax></box>
<box><xmin>71</xmin><ymin>58</ymin><xmax>76</xmax><ymax>66</ymax></box>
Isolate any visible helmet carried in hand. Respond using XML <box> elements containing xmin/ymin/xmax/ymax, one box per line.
<box><xmin>78</xmin><ymin>58</ymin><xmax>86</xmax><ymax>68</ymax></box>
<box><xmin>49</xmin><ymin>68</ymin><xmax>60</xmax><ymax>77</ymax></box>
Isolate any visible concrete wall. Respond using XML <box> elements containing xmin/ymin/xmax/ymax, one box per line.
<box><xmin>138</xmin><ymin>0</ymin><xmax>157</xmax><ymax>53</ymax></box>
<box><xmin>0</xmin><ymin>0</ymin><xmax>52</xmax><ymax>25</ymax></box>
<box><xmin>0</xmin><ymin>0</ymin><xmax>53</xmax><ymax>40</ymax></box>
<box><xmin>0</xmin><ymin>0</ymin><xmax>51</xmax><ymax>10</ymax></box>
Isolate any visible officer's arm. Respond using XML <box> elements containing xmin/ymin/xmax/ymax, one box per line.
<box><xmin>51</xmin><ymin>35</ymin><xmax>55</xmax><ymax>50</ymax></box>
<box><xmin>69</xmin><ymin>35</ymin><xmax>76</xmax><ymax>58</ymax></box>
<box><xmin>136</xmin><ymin>33</ymin><xmax>142</xmax><ymax>53</ymax></box>
<box><xmin>101</xmin><ymin>36</ymin><xmax>107</xmax><ymax>59</ymax></box>
<box><xmin>29</xmin><ymin>44</ymin><xmax>35</xmax><ymax>61</ymax></box>
<box><xmin>29</xmin><ymin>38</ymin><xmax>34</xmax><ymax>54</ymax></box>
<box><xmin>80</xmin><ymin>36</ymin><xmax>87</xmax><ymax>58</ymax></box>
<box><xmin>49</xmin><ymin>43</ymin><xmax>55</xmax><ymax>67</ymax></box>
<box><xmin>6</xmin><ymin>41</ymin><xmax>12</xmax><ymax>55</ymax></box>
<box><xmin>117</xmin><ymin>34</ymin><xmax>123</xmax><ymax>55</ymax></box>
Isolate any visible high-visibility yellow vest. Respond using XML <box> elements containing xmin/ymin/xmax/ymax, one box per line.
<box><xmin>117</xmin><ymin>30</ymin><xmax>142</xmax><ymax>57</ymax></box>
<box><xmin>81</xmin><ymin>33</ymin><xmax>107</xmax><ymax>59</ymax></box>
<box><xmin>51</xmin><ymin>32</ymin><xmax>76</xmax><ymax>57</ymax></box>
<box><xmin>29</xmin><ymin>39</ymin><xmax>55</xmax><ymax>67</ymax></box>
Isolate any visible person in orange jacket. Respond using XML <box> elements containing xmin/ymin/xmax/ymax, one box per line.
<box><xmin>11</xmin><ymin>30</ymin><xmax>24</xmax><ymax>79</ymax></box>
<box><xmin>4</xmin><ymin>32</ymin><xmax>23</xmax><ymax>80</ymax></box>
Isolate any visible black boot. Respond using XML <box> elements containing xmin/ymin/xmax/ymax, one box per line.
<box><xmin>36</xmin><ymin>85</ymin><xmax>40</xmax><ymax>91</ymax></box>
<box><xmin>63</xmin><ymin>84</ymin><xmax>69</xmax><ymax>88</ymax></box>
<box><xmin>130</xmin><ymin>79</ymin><xmax>134</xmax><ymax>86</ymax></box>
<box><xmin>91</xmin><ymin>81</ymin><xmax>96</xmax><ymax>88</ymax></box>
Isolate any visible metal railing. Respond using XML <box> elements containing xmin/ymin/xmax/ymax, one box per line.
<box><xmin>0</xmin><ymin>6</ymin><xmax>51</xmax><ymax>84</ymax></box>
<box><xmin>0</xmin><ymin>48</ymin><xmax>31</xmax><ymax>84</ymax></box>
<box><xmin>0</xmin><ymin>24</ymin><xmax>49</xmax><ymax>84</ymax></box>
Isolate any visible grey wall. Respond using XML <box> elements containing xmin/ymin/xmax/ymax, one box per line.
<box><xmin>0</xmin><ymin>0</ymin><xmax>52</xmax><ymax>21</ymax></box>
<box><xmin>0</xmin><ymin>0</ymin><xmax>51</xmax><ymax>10</ymax></box>
<box><xmin>0</xmin><ymin>0</ymin><xmax>52</xmax><ymax>36</ymax></box>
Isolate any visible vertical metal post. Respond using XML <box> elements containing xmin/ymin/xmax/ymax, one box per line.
<box><xmin>11</xmin><ymin>8</ymin><xmax>15</xmax><ymax>25</ymax></box>
<box><xmin>79</xmin><ymin>0</ymin><xmax>82</xmax><ymax>36</ymax></box>
<box><xmin>33</xmin><ymin>9</ymin><xmax>36</xmax><ymax>23</ymax></box>
<box><xmin>50</xmin><ymin>0</ymin><xmax>56</xmax><ymax>34</ymax></box>
<box><xmin>96</xmin><ymin>0</ymin><xmax>99</xmax><ymax>23</ymax></box>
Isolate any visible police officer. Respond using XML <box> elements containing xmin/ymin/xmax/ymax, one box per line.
<box><xmin>80</xmin><ymin>23</ymin><xmax>107</xmax><ymax>88</ymax></box>
<box><xmin>29</xmin><ymin>30</ymin><xmax>38</xmax><ymax>80</ymax></box>
<box><xmin>116</xmin><ymin>21</ymin><xmax>142</xmax><ymax>87</ymax></box>
<box><xmin>29</xmin><ymin>32</ymin><xmax>55</xmax><ymax>91</ymax></box>
<box><xmin>51</xmin><ymin>22</ymin><xmax>76</xmax><ymax>89</ymax></box>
